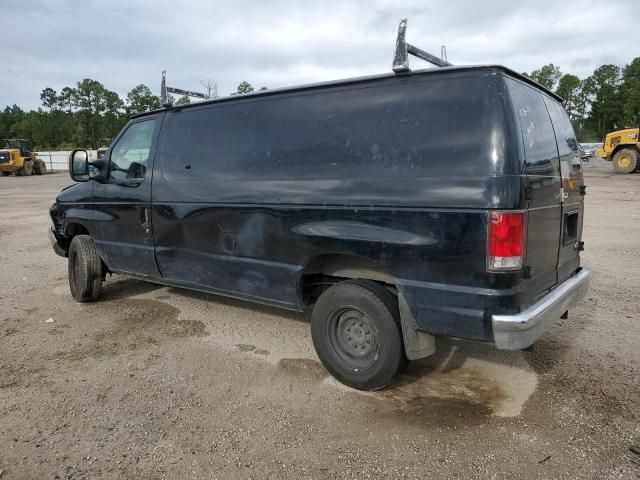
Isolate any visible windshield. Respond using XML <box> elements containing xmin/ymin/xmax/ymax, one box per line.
<box><xmin>1</xmin><ymin>140</ymin><xmax>20</xmax><ymax>149</ymax></box>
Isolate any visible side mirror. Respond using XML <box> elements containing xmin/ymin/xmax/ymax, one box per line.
<box><xmin>69</xmin><ymin>150</ymin><xmax>89</xmax><ymax>182</ymax></box>
<box><xmin>68</xmin><ymin>149</ymin><xmax>109</xmax><ymax>183</ymax></box>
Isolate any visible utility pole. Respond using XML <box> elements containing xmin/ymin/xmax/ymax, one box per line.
<box><xmin>200</xmin><ymin>79</ymin><xmax>218</xmax><ymax>99</ymax></box>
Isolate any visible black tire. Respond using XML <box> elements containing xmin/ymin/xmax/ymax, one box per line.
<box><xmin>311</xmin><ymin>279</ymin><xmax>406</xmax><ymax>390</ymax></box>
<box><xmin>68</xmin><ymin>235</ymin><xmax>103</xmax><ymax>302</ymax></box>
<box><xmin>1</xmin><ymin>171</ymin><xmax>10</xmax><ymax>176</ymax></box>
<box><xmin>33</xmin><ymin>159</ymin><xmax>46</xmax><ymax>175</ymax></box>
<box><xmin>612</xmin><ymin>148</ymin><xmax>638</xmax><ymax>174</ymax></box>
<box><xmin>19</xmin><ymin>161</ymin><xmax>33</xmax><ymax>176</ymax></box>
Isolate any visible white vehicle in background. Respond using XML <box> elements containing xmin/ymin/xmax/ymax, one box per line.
<box><xmin>579</xmin><ymin>143</ymin><xmax>602</xmax><ymax>160</ymax></box>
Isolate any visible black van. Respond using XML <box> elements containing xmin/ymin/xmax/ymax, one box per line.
<box><xmin>50</xmin><ymin>64</ymin><xmax>590</xmax><ymax>390</ymax></box>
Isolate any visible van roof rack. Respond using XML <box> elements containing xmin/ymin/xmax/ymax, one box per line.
<box><xmin>392</xmin><ymin>19</ymin><xmax>452</xmax><ymax>73</ymax></box>
<box><xmin>160</xmin><ymin>70</ymin><xmax>210</xmax><ymax>107</ymax></box>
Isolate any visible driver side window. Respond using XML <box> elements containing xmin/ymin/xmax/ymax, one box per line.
<box><xmin>109</xmin><ymin>119</ymin><xmax>156</xmax><ymax>181</ymax></box>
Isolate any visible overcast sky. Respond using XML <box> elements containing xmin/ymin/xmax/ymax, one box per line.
<box><xmin>2</xmin><ymin>0</ymin><xmax>638</xmax><ymax>110</ymax></box>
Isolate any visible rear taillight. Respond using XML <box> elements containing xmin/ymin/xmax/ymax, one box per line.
<box><xmin>487</xmin><ymin>211</ymin><xmax>524</xmax><ymax>272</ymax></box>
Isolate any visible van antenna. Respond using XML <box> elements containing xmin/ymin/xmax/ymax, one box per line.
<box><xmin>161</xmin><ymin>70</ymin><xmax>210</xmax><ymax>107</ymax></box>
<box><xmin>392</xmin><ymin>19</ymin><xmax>452</xmax><ymax>73</ymax></box>
<box><xmin>441</xmin><ymin>45</ymin><xmax>448</xmax><ymax>63</ymax></box>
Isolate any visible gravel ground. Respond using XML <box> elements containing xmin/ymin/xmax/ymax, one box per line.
<box><xmin>0</xmin><ymin>158</ymin><xmax>638</xmax><ymax>479</ymax></box>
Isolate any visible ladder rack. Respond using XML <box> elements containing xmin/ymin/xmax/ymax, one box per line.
<box><xmin>161</xmin><ymin>70</ymin><xmax>209</xmax><ymax>107</ymax></box>
<box><xmin>392</xmin><ymin>19</ymin><xmax>452</xmax><ymax>73</ymax></box>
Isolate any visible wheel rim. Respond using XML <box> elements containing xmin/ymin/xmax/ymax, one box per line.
<box><xmin>327</xmin><ymin>307</ymin><xmax>379</xmax><ymax>371</ymax></box>
<box><xmin>618</xmin><ymin>154</ymin><xmax>631</xmax><ymax>169</ymax></box>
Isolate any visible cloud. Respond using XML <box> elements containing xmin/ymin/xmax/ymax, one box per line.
<box><xmin>1</xmin><ymin>0</ymin><xmax>638</xmax><ymax>110</ymax></box>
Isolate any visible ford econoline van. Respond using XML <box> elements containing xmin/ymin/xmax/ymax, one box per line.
<box><xmin>50</xmin><ymin>65</ymin><xmax>590</xmax><ymax>390</ymax></box>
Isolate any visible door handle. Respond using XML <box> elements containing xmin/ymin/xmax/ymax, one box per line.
<box><xmin>141</xmin><ymin>207</ymin><xmax>151</xmax><ymax>234</ymax></box>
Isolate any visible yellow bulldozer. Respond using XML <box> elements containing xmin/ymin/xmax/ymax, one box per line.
<box><xmin>595</xmin><ymin>127</ymin><xmax>640</xmax><ymax>174</ymax></box>
<box><xmin>0</xmin><ymin>139</ymin><xmax>47</xmax><ymax>176</ymax></box>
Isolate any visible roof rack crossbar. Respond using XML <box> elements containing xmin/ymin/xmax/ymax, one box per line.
<box><xmin>392</xmin><ymin>19</ymin><xmax>452</xmax><ymax>73</ymax></box>
<box><xmin>161</xmin><ymin>70</ymin><xmax>209</xmax><ymax>107</ymax></box>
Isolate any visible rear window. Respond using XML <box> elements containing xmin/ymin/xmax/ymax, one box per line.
<box><xmin>506</xmin><ymin>78</ymin><xmax>560</xmax><ymax>177</ymax></box>
<box><xmin>160</xmin><ymin>74</ymin><xmax>511</xmax><ymax>182</ymax></box>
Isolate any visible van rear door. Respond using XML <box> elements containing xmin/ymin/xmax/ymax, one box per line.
<box><xmin>506</xmin><ymin>78</ymin><xmax>563</xmax><ymax>305</ymax></box>
<box><xmin>543</xmin><ymin>97</ymin><xmax>585</xmax><ymax>284</ymax></box>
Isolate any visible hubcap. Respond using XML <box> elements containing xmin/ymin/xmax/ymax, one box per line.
<box><xmin>618</xmin><ymin>155</ymin><xmax>631</xmax><ymax>168</ymax></box>
<box><xmin>328</xmin><ymin>307</ymin><xmax>378</xmax><ymax>371</ymax></box>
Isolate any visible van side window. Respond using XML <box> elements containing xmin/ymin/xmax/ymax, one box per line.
<box><xmin>506</xmin><ymin>79</ymin><xmax>560</xmax><ymax>177</ymax></box>
<box><xmin>109</xmin><ymin>119</ymin><xmax>156</xmax><ymax>181</ymax></box>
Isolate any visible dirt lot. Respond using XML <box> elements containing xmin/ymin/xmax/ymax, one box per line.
<box><xmin>0</xmin><ymin>158</ymin><xmax>638</xmax><ymax>479</ymax></box>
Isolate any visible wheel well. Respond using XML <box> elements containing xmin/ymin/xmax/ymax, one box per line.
<box><xmin>611</xmin><ymin>144</ymin><xmax>640</xmax><ymax>159</ymax></box>
<box><xmin>63</xmin><ymin>223</ymin><xmax>109</xmax><ymax>275</ymax></box>
<box><xmin>299</xmin><ymin>254</ymin><xmax>395</xmax><ymax>305</ymax></box>
<box><xmin>65</xmin><ymin>223</ymin><xmax>90</xmax><ymax>239</ymax></box>
<box><xmin>299</xmin><ymin>254</ymin><xmax>437</xmax><ymax>361</ymax></box>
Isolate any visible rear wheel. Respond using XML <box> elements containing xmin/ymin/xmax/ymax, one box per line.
<box><xmin>612</xmin><ymin>148</ymin><xmax>638</xmax><ymax>173</ymax></box>
<box><xmin>311</xmin><ymin>279</ymin><xmax>406</xmax><ymax>390</ymax></box>
<box><xmin>68</xmin><ymin>235</ymin><xmax>103</xmax><ymax>302</ymax></box>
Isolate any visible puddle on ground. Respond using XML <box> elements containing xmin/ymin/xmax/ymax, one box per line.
<box><xmin>234</xmin><ymin>344</ymin><xmax>270</xmax><ymax>356</ymax></box>
<box><xmin>235</xmin><ymin>344</ymin><xmax>256</xmax><ymax>352</ymax></box>
<box><xmin>322</xmin><ymin>340</ymin><xmax>538</xmax><ymax>419</ymax></box>
<box><xmin>52</xmin><ymin>299</ymin><xmax>207</xmax><ymax>361</ymax></box>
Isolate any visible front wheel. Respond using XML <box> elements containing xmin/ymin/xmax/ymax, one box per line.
<box><xmin>33</xmin><ymin>159</ymin><xmax>46</xmax><ymax>175</ymax></box>
<box><xmin>68</xmin><ymin>235</ymin><xmax>103</xmax><ymax>302</ymax></box>
<box><xmin>612</xmin><ymin>148</ymin><xmax>638</xmax><ymax>173</ymax></box>
<box><xmin>311</xmin><ymin>279</ymin><xmax>406</xmax><ymax>390</ymax></box>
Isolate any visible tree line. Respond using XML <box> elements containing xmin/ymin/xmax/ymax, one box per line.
<box><xmin>522</xmin><ymin>58</ymin><xmax>640</xmax><ymax>141</ymax></box>
<box><xmin>0</xmin><ymin>80</ymin><xmax>263</xmax><ymax>150</ymax></box>
<box><xmin>1</xmin><ymin>58</ymin><xmax>638</xmax><ymax>150</ymax></box>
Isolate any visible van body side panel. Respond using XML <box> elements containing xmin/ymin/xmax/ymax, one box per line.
<box><xmin>150</xmin><ymin>71</ymin><xmax>524</xmax><ymax>340</ymax></box>
<box><xmin>151</xmin><ymin>205</ymin><xmax>521</xmax><ymax>340</ymax></box>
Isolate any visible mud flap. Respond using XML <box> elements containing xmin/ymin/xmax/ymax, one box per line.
<box><xmin>398</xmin><ymin>291</ymin><xmax>436</xmax><ymax>360</ymax></box>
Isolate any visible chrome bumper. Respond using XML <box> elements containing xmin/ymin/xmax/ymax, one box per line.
<box><xmin>492</xmin><ymin>268</ymin><xmax>591</xmax><ymax>350</ymax></box>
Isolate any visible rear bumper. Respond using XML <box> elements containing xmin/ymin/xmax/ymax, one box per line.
<box><xmin>492</xmin><ymin>268</ymin><xmax>591</xmax><ymax>350</ymax></box>
<box><xmin>49</xmin><ymin>226</ymin><xmax>67</xmax><ymax>257</ymax></box>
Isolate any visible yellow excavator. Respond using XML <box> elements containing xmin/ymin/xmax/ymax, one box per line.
<box><xmin>595</xmin><ymin>127</ymin><xmax>640</xmax><ymax>173</ymax></box>
<box><xmin>0</xmin><ymin>139</ymin><xmax>46</xmax><ymax>176</ymax></box>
